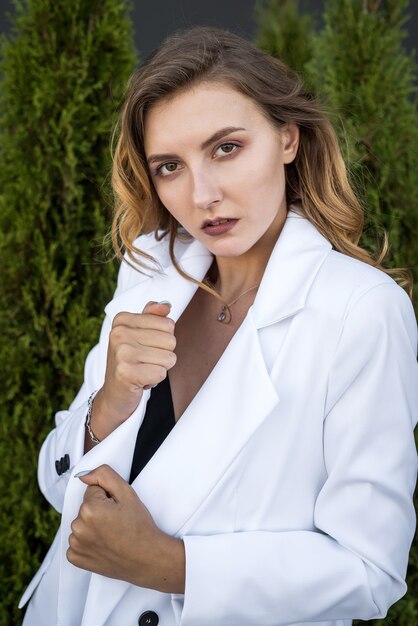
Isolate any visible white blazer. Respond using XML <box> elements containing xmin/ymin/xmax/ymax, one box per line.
<box><xmin>20</xmin><ymin>208</ymin><xmax>418</xmax><ymax>626</ymax></box>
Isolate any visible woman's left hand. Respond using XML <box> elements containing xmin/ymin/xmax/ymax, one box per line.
<box><xmin>67</xmin><ymin>464</ymin><xmax>185</xmax><ymax>593</ymax></box>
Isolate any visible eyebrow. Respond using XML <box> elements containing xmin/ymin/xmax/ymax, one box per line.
<box><xmin>146</xmin><ymin>126</ymin><xmax>246</xmax><ymax>165</ymax></box>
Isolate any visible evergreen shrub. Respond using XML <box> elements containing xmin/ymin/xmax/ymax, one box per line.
<box><xmin>0</xmin><ymin>1</ymin><xmax>137</xmax><ymax>623</ymax></box>
<box><xmin>307</xmin><ymin>0</ymin><xmax>418</xmax><ymax>308</ymax></box>
<box><xmin>254</xmin><ymin>0</ymin><xmax>315</xmax><ymax>83</ymax></box>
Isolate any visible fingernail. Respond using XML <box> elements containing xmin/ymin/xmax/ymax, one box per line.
<box><xmin>74</xmin><ymin>470</ymin><xmax>92</xmax><ymax>478</ymax></box>
<box><xmin>158</xmin><ymin>300</ymin><xmax>172</xmax><ymax>307</ymax></box>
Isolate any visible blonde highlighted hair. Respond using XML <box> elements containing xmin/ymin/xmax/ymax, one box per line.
<box><xmin>110</xmin><ymin>25</ymin><xmax>413</xmax><ymax>309</ymax></box>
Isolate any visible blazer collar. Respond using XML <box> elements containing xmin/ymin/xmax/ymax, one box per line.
<box><xmin>251</xmin><ymin>208</ymin><xmax>332</xmax><ymax>328</ymax></box>
<box><xmin>104</xmin><ymin>238</ymin><xmax>213</xmax><ymax>326</ymax></box>
<box><xmin>104</xmin><ymin>207</ymin><xmax>332</xmax><ymax>330</ymax></box>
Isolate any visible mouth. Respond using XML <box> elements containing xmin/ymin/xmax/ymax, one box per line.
<box><xmin>201</xmin><ymin>217</ymin><xmax>236</xmax><ymax>228</ymax></box>
<box><xmin>201</xmin><ymin>217</ymin><xmax>239</xmax><ymax>237</ymax></box>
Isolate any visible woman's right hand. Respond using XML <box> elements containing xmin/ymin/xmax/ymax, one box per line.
<box><xmin>88</xmin><ymin>301</ymin><xmax>176</xmax><ymax>442</ymax></box>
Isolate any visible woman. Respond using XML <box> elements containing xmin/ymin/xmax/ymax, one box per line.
<box><xmin>21</xmin><ymin>26</ymin><xmax>417</xmax><ymax>626</ymax></box>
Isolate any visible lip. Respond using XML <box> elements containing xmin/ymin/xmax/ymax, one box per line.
<box><xmin>201</xmin><ymin>217</ymin><xmax>235</xmax><ymax>228</ymax></box>
<box><xmin>201</xmin><ymin>218</ymin><xmax>239</xmax><ymax>237</ymax></box>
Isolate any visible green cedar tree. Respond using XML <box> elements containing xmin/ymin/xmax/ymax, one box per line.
<box><xmin>254</xmin><ymin>0</ymin><xmax>315</xmax><ymax>83</ymax></box>
<box><xmin>0</xmin><ymin>1</ymin><xmax>137</xmax><ymax>623</ymax></box>
<box><xmin>306</xmin><ymin>0</ymin><xmax>418</xmax><ymax>309</ymax></box>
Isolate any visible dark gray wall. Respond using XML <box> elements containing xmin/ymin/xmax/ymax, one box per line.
<box><xmin>131</xmin><ymin>0</ymin><xmax>257</xmax><ymax>60</ymax></box>
<box><xmin>1</xmin><ymin>0</ymin><xmax>417</xmax><ymax>62</ymax></box>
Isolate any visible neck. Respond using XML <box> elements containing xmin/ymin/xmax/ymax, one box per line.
<box><xmin>210</xmin><ymin>208</ymin><xmax>287</xmax><ymax>302</ymax></box>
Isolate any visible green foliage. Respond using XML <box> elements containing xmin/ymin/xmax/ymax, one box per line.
<box><xmin>254</xmin><ymin>0</ymin><xmax>315</xmax><ymax>83</ymax></box>
<box><xmin>0</xmin><ymin>0</ymin><xmax>137</xmax><ymax>623</ymax></box>
<box><xmin>306</xmin><ymin>0</ymin><xmax>418</xmax><ymax>305</ymax></box>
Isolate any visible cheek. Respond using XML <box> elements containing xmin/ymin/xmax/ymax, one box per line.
<box><xmin>230</xmin><ymin>154</ymin><xmax>284</xmax><ymax>206</ymax></box>
<box><xmin>233</xmin><ymin>145</ymin><xmax>282</xmax><ymax>184</ymax></box>
<box><xmin>153</xmin><ymin>181</ymin><xmax>187</xmax><ymax>220</ymax></box>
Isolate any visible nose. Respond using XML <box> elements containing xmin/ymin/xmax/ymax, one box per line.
<box><xmin>191</xmin><ymin>168</ymin><xmax>222</xmax><ymax>210</ymax></box>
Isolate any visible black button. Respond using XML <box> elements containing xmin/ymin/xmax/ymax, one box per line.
<box><xmin>55</xmin><ymin>455</ymin><xmax>70</xmax><ymax>475</ymax></box>
<box><xmin>138</xmin><ymin>611</ymin><xmax>159</xmax><ymax>626</ymax></box>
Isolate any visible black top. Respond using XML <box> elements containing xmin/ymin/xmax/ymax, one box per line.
<box><xmin>129</xmin><ymin>375</ymin><xmax>176</xmax><ymax>484</ymax></box>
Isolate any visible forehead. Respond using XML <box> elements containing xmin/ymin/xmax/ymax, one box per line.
<box><xmin>143</xmin><ymin>82</ymin><xmax>269</xmax><ymax>152</ymax></box>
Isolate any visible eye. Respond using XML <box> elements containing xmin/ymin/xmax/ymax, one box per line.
<box><xmin>155</xmin><ymin>162</ymin><xmax>179</xmax><ymax>177</ymax></box>
<box><xmin>215</xmin><ymin>142</ymin><xmax>240</xmax><ymax>157</ymax></box>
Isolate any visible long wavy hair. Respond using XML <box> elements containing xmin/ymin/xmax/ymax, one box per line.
<box><xmin>110</xmin><ymin>25</ymin><xmax>413</xmax><ymax>309</ymax></box>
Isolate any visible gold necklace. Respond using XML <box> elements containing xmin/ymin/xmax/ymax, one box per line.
<box><xmin>205</xmin><ymin>279</ymin><xmax>259</xmax><ymax>323</ymax></box>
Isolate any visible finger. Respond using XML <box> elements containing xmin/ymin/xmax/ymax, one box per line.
<box><xmin>112</xmin><ymin>359</ymin><xmax>169</xmax><ymax>389</ymax></box>
<box><xmin>82</xmin><ymin>484</ymin><xmax>110</xmax><ymax>503</ymax></box>
<box><xmin>111</xmin><ymin>327</ymin><xmax>177</xmax><ymax>351</ymax></box>
<box><xmin>135</xmin><ymin>344</ymin><xmax>177</xmax><ymax>369</ymax></box>
<box><xmin>72</xmin><ymin>472</ymin><xmax>112</xmax><ymax>504</ymax></box>
<box><xmin>142</xmin><ymin>300</ymin><xmax>172</xmax><ymax>317</ymax></box>
<box><xmin>132</xmin><ymin>363</ymin><xmax>168</xmax><ymax>390</ymax></box>
<box><xmin>133</xmin><ymin>328</ymin><xmax>177</xmax><ymax>351</ymax></box>
<box><xmin>114</xmin><ymin>343</ymin><xmax>177</xmax><ymax>370</ymax></box>
<box><xmin>112</xmin><ymin>310</ymin><xmax>175</xmax><ymax>333</ymax></box>
<box><xmin>76</xmin><ymin>464</ymin><xmax>129</xmax><ymax>502</ymax></box>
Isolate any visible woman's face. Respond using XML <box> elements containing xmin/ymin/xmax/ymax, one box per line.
<box><xmin>144</xmin><ymin>81</ymin><xmax>299</xmax><ymax>258</ymax></box>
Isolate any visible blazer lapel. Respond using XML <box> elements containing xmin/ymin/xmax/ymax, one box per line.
<box><xmin>104</xmin><ymin>238</ymin><xmax>214</xmax><ymax>325</ymax></box>
<box><xmin>133</xmin><ymin>306</ymin><xmax>280</xmax><ymax>534</ymax></box>
<box><xmin>252</xmin><ymin>209</ymin><xmax>332</xmax><ymax>328</ymax></box>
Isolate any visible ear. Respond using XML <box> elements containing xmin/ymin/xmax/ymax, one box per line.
<box><xmin>281</xmin><ymin>123</ymin><xmax>299</xmax><ymax>165</ymax></box>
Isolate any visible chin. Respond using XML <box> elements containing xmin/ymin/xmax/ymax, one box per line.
<box><xmin>206</xmin><ymin>240</ymin><xmax>256</xmax><ymax>258</ymax></box>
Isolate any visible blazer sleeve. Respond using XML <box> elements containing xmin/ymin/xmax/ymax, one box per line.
<box><xmin>36</xmin><ymin>256</ymin><xmax>131</xmax><ymax>513</ymax></box>
<box><xmin>176</xmin><ymin>281</ymin><xmax>418</xmax><ymax>626</ymax></box>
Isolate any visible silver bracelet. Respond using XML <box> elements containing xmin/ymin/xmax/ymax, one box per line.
<box><xmin>85</xmin><ymin>392</ymin><xmax>101</xmax><ymax>444</ymax></box>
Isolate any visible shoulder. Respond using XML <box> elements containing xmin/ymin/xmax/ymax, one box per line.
<box><xmin>306</xmin><ymin>249</ymin><xmax>417</xmax><ymax>355</ymax></box>
<box><xmin>321</xmin><ymin>249</ymin><xmax>393</xmax><ymax>292</ymax></box>
<box><xmin>319</xmin><ymin>251</ymin><xmax>416</xmax><ymax>352</ymax></box>
<box><xmin>314</xmin><ymin>249</ymin><xmax>411</xmax><ymax>315</ymax></box>
<box><xmin>312</xmin><ymin>253</ymin><xmax>418</xmax><ymax>421</ymax></box>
